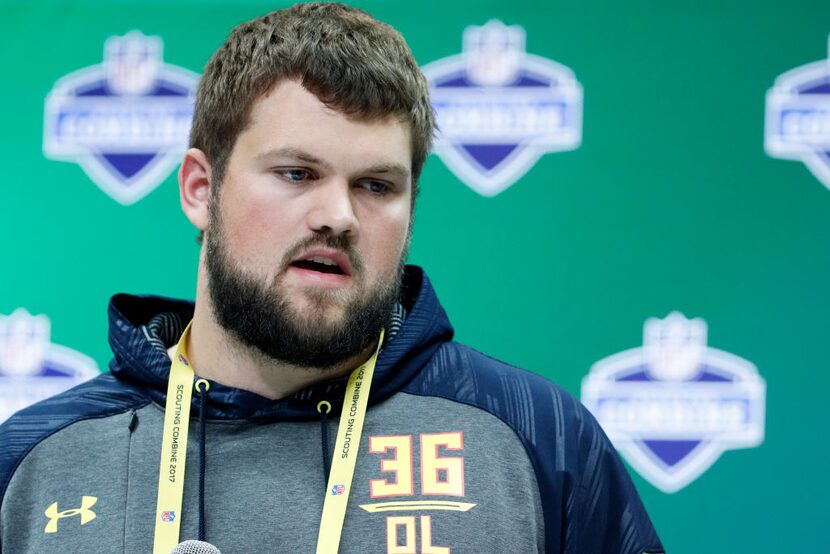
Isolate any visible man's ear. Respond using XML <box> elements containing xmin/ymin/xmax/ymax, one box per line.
<box><xmin>179</xmin><ymin>148</ymin><xmax>212</xmax><ymax>231</ymax></box>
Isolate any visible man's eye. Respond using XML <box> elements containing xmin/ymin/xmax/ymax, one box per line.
<box><xmin>361</xmin><ymin>180</ymin><xmax>391</xmax><ymax>195</ymax></box>
<box><xmin>278</xmin><ymin>169</ymin><xmax>312</xmax><ymax>182</ymax></box>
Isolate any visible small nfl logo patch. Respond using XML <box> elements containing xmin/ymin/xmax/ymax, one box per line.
<box><xmin>161</xmin><ymin>511</ymin><xmax>176</xmax><ymax>522</ymax></box>
<box><xmin>331</xmin><ymin>484</ymin><xmax>346</xmax><ymax>496</ymax></box>
<box><xmin>177</xmin><ymin>354</ymin><xmax>189</xmax><ymax>366</ymax></box>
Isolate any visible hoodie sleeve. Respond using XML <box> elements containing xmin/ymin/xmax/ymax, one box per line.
<box><xmin>560</xmin><ymin>394</ymin><xmax>665</xmax><ymax>554</ymax></box>
<box><xmin>404</xmin><ymin>342</ymin><xmax>664</xmax><ymax>553</ymax></box>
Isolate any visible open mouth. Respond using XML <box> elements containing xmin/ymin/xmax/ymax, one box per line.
<box><xmin>290</xmin><ymin>256</ymin><xmax>346</xmax><ymax>275</ymax></box>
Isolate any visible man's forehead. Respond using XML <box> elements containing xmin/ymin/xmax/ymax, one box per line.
<box><xmin>256</xmin><ymin>79</ymin><xmax>413</xmax><ymax>138</ymax></box>
<box><xmin>235</xmin><ymin>82</ymin><xmax>411</xmax><ymax>171</ymax></box>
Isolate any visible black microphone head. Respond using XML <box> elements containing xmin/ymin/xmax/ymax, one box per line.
<box><xmin>170</xmin><ymin>540</ymin><xmax>222</xmax><ymax>554</ymax></box>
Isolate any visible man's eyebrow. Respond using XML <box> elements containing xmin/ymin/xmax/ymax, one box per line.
<box><xmin>257</xmin><ymin>148</ymin><xmax>410</xmax><ymax>180</ymax></box>
<box><xmin>256</xmin><ymin>147</ymin><xmax>333</xmax><ymax>170</ymax></box>
<box><xmin>363</xmin><ymin>163</ymin><xmax>411</xmax><ymax>180</ymax></box>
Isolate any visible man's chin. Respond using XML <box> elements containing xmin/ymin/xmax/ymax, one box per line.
<box><xmin>284</xmin><ymin>293</ymin><xmax>347</xmax><ymax>318</ymax></box>
<box><xmin>275</xmin><ymin>300</ymin><xmax>352</xmax><ymax>336</ymax></box>
<box><xmin>285</xmin><ymin>285</ymin><xmax>360</xmax><ymax>317</ymax></box>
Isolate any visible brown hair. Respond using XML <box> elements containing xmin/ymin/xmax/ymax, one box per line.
<box><xmin>190</xmin><ymin>2</ymin><xmax>434</xmax><ymax>193</ymax></box>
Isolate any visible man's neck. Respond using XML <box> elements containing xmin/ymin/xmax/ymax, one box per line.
<box><xmin>168</xmin><ymin>299</ymin><xmax>375</xmax><ymax>401</ymax></box>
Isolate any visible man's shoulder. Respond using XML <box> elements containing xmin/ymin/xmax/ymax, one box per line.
<box><xmin>413</xmin><ymin>340</ymin><xmax>579</xmax><ymax>399</ymax></box>
<box><xmin>447</xmin><ymin>341</ymin><xmax>570</xmax><ymax>392</ymax></box>
<box><xmin>0</xmin><ymin>373</ymin><xmax>150</xmax><ymax>503</ymax></box>
<box><xmin>405</xmin><ymin>340</ymin><xmax>628</xmax><ymax>477</ymax></box>
<box><xmin>408</xmin><ymin>341</ymin><xmax>665</xmax><ymax>553</ymax></box>
<box><xmin>405</xmin><ymin>340</ymin><xmax>591</xmax><ymax>439</ymax></box>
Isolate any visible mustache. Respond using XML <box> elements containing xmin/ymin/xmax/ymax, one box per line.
<box><xmin>280</xmin><ymin>233</ymin><xmax>364</xmax><ymax>275</ymax></box>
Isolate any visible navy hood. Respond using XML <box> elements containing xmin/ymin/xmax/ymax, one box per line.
<box><xmin>107</xmin><ymin>266</ymin><xmax>454</xmax><ymax>421</ymax></box>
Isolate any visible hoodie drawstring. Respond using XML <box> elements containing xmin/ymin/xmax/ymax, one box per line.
<box><xmin>190</xmin><ymin>386</ymin><xmax>332</xmax><ymax>542</ymax></box>
<box><xmin>195</xmin><ymin>378</ymin><xmax>210</xmax><ymax>543</ymax></box>
<box><xmin>317</xmin><ymin>400</ymin><xmax>332</xmax><ymax>485</ymax></box>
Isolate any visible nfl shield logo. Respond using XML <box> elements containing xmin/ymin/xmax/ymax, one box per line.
<box><xmin>581</xmin><ymin>312</ymin><xmax>766</xmax><ymax>493</ymax></box>
<box><xmin>765</xmin><ymin>35</ymin><xmax>830</xmax><ymax>190</ymax></box>
<box><xmin>331</xmin><ymin>484</ymin><xmax>346</xmax><ymax>496</ymax></box>
<box><xmin>422</xmin><ymin>20</ymin><xmax>583</xmax><ymax>197</ymax></box>
<box><xmin>0</xmin><ymin>309</ymin><xmax>98</xmax><ymax>425</ymax></box>
<box><xmin>43</xmin><ymin>31</ymin><xmax>198</xmax><ymax>205</ymax></box>
<box><xmin>161</xmin><ymin>511</ymin><xmax>176</xmax><ymax>522</ymax></box>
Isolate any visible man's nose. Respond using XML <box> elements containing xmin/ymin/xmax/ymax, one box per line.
<box><xmin>306</xmin><ymin>179</ymin><xmax>359</xmax><ymax>237</ymax></box>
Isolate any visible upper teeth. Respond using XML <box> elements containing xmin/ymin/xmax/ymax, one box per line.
<box><xmin>305</xmin><ymin>256</ymin><xmax>337</xmax><ymax>266</ymax></box>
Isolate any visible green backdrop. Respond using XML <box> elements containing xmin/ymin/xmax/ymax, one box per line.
<box><xmin>2</xmin><ymin>1</ymin><xmax>829</xmax><ymax>551</ymax></box>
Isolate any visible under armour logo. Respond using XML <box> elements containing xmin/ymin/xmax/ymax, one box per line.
<box><xmin>44</xmin><ymin>496</ymin><xmax>97</xmax><ymax>533</ymax></box>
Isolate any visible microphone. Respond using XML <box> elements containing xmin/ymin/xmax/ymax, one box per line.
<box><xmin>170</xmin><ymin>540</ymin><xmax>222</xmax><ymax>554</ymax></box>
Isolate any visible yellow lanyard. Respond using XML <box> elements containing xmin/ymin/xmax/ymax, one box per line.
<box><xmin>152</xmin><ymin>323</ymin><xmax>383</xmax><ymax>554</ymax></box>
<box><xmin>153</xmin><ymin>322</ymin><xmax>196</xmax><ymax>554</ymax></box>
<box><xmin>315</xmin><ymin>329</ymin><xmax>383</xmax><ymax>554</ymax></box>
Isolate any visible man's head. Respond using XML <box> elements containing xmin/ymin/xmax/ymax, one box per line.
<box><xmin>190</xmin><ymin>2</ymin><xmax>434</xmax><ymax>198</ymax></box>
<box><xmin>179</xmin><ymin>3</ymin><xmax>433</xmax><ymax>370</ymax></box>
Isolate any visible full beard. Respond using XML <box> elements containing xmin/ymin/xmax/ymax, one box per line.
<box><xmin>204</xmin><ymin>209</ymin><xmax>405</xmax><ymax>371</ymax></box>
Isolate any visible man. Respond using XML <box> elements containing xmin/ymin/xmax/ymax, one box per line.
<box><xmin>0</xmin><ymin>3</ymin><xmax>664</xmax><ymax>553</ymax></box>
